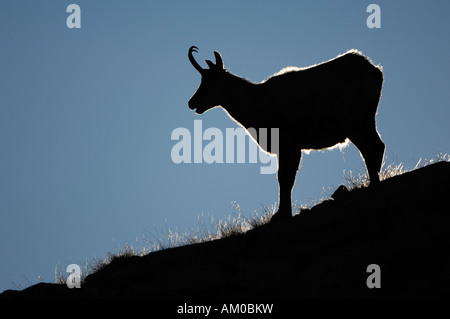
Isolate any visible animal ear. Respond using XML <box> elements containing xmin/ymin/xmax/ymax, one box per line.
<box><xmin>205</xmin><ymin>59</ymin><xmax>215</xmax><ymax>69</ymax></box>
<box><xmin>214</xmin><ymin>51</ymin><xmax>224</xmax><ymax>69</ymax></box>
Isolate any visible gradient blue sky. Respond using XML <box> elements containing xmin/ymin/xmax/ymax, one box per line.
<box><xmin>1</xmin><ymin>1</ymin><xmax>449</xmax><ymax>292</ymax></box>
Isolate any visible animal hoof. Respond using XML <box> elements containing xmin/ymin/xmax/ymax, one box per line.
<box><xmin>271</xmin><ymin>210</ymin><xmax>292</xmax><ymax>223</ymax></box>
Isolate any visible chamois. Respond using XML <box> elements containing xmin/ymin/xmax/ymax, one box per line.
<box><xmin>188</xmin><ymin>46</ymin><xmax>385</xmax><ymax>220</ymax></box>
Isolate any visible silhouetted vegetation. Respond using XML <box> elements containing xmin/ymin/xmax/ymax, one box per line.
<box><xmin>50</xmin><ymin>154</ymin><xmax>449</xmax><ymax>286</ymax></box>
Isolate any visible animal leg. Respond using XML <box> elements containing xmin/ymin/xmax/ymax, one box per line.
<box><xmin>272</xmin><ymin>150</ymin><xmax>302</xmax><ymax>221</ymax></box>
<box><xmin>350</xmin><ymin>128</ymin><xmax>385</xmax><ymax>185</ymax></box>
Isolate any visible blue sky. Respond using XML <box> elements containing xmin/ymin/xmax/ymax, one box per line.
<box><xmin>0</xmin><ymin>1</ymin><xmax>449</xmax><ymax>292</ymax></box>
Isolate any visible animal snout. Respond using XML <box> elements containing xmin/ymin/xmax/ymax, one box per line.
<box><xmin>188</xmin><ymin>98</ymin><xmax>197</xmax><ymax>110</ymax></box>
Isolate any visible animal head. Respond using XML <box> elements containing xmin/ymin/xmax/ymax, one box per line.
<box><xmin>188</xmin><ymin>46</ymin><xmax>227</xmax><ymax>114</ymax></box>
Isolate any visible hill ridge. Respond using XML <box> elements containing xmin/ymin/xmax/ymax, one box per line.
<box><xmin>2</xmin><ymin>161</ymin><xmax>450</xmax><ymax>299</ymax></box>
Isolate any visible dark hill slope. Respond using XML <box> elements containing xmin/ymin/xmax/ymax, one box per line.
<box><xmin>2</xmin><ymin>161</ymin><xmax>450</xmax><ymax>299</ymax></box>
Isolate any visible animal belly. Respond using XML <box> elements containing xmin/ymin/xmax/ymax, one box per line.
<box><xmin>297</xmin><ymin>117</ymin><xmax>347</xmax><ymax>150</ymax></box>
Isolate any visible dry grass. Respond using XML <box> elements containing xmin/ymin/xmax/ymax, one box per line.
<box><xmin>55</xmin><ymin>153</ymin><xmax>449</xmax><ymax>283</ymax></box>
<box><xmin>147</xmin><ymin>202</ymin><xmax>275</xmax><ymax>250</ymax></box>
<box><xmin>344</xmin><ymin>153</ymin><xmax>449</xmax><ymax>190</ymax></box>
<box><xmin>53</xmin><ymin>203</ymin><xmax>276</xmax><ymax>283</ymax></box>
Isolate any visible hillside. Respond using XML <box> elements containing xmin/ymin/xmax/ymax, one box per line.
<box><xmin>2</xmin><ymin>161</ymin><xmax>450</xmax><ymax>299</ymax></box>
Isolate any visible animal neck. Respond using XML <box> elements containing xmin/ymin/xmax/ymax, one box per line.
<box><xmin>220</xmin><ymin>74</ymin><xmax>258</xmax><ymax>129</ymax></box>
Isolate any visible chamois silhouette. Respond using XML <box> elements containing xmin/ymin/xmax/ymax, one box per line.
<box><xmin>188</xmin><ymin>46</ymin><xmax>385</xmax><ymax>220</ymax></box>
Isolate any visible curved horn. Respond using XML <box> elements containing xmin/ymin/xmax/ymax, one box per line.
<box><xmin>188</xmin><ymin>46</ymin><xmax>204</xmax><ymax>74</ymax></box>
<box><xmin>214</xmin><ymin>51</ymin><xmax>224</xmax><ymax>69</ymax></box>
